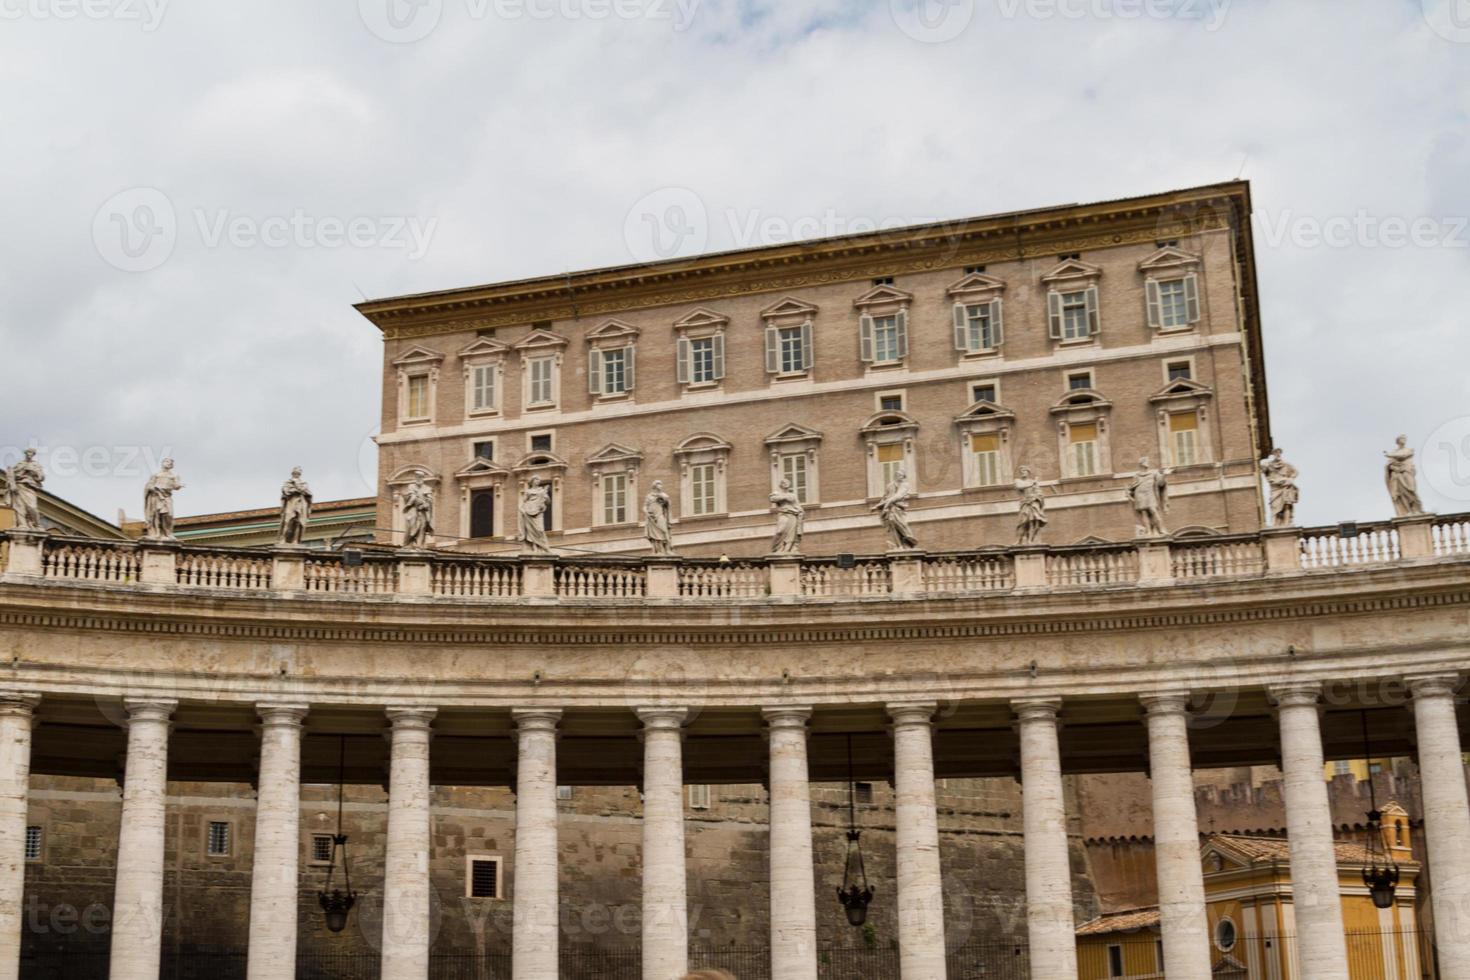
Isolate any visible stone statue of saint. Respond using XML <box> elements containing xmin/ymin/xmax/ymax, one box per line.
<box><xmin>278</xmin><ymin>467</ymin><xmax>313</xmax><ymax>546</ymax></box>
<box><xmin>1260</xmin><ymin>448</ymin><xmax>1300</xmax><ymax>526</ymax></box>
<box><xmin>1015</xmin><ymin>466</ymin><xmax>1048</xmax><ymax>545</ymax></box>
<box><xmin>144</xmin><ymin>459</ymin><xmax>184</xmax><ymax>540</ymax></box>
<box><xmin>768</xmin><ymin>478</ymin><xmax>804</xmax><ymax>555</ymax></box>
<box><xmin>1384</xmin><ymin>435</ymin><xmax>1423</xmax><ymax>517</ymax></box>
<box><xmin>4</xmin><ymin>449</ymin><xmax>44</xmax><ymax>531</ymax></box>
<box><xmin>872</xmin><ymin>468</ymin><xmax>918</xmax><ymax>551</ymax></box>
<box><xmin>401</xmin><ymin>475</ymin><xmax>434</xmax><ymax>549</ymax></box>
<box><xmin>1129</xmin><ymin>456</ymin><xmax>1168</xmax><ymax>537</ymax></box>
<box><xmin>519</xmin><ymin>476</ymin><xmax>552</xmax><ymax>554</ymax></box>
<box><xmin>644</xmin><ymin>480</ymin><xmax>674</xmax><ymax>557</ymax></box>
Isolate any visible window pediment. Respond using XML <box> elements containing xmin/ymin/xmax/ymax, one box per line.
<box><xmin>760</xmin><ymin>297</ymin><xmax>818</xmax><ymax>323</ymax></box>
<box><xmin>584</xmin><ymin>443</ymin><xmax>643</xmax><ymax>470</ymax></box>
<box><xmin>954</xmin><ymin>400</ymin><xmax>1017</xmax><ymax>426</ymax></box>
<box><xmin>586</xmin><ymin>319</ymin><xmax>641</xmax><ymax>345</ymax></box>
<box><xmin>672</xmin><ymin>308</ymin><xmax>730</xmax><ymax>334</ymax></box>
<box><xmin>454</xmin><ymin>458</ymin><xmax>509</xmax><ymax>483</ymax></box>
<box><xmin>1050</xmin><ymin>389</ymin><xmax>1112</xmax><ymax>414</ymax></box>
<box><xmin>673</xmin><ymin>433</ymin><xmax>733</xmax><ymax>459</ymax></box>
<box><xmin>1149</xmin><ymin>378</ymin><xmax>1215</xmax><ymax>404</ymax></box>
<box><xmin>1040</xmin><ymin>258</ymin><xmax>1102</xmax><ymax>286</ymax></box>
<box><xmin>458</xmin><ymin>337</ymin><xmax>508</xmax><ymax>360</ymax></box>
<box><xmin>945</xmin><ymin>272</ymin><xmax>1007</xmax><ymax>298</ymax></box>
<box><xmin>1138</xmin><ymin>245</ymin><xmax>1202</xmax><ymax>276</ymax></box>
<box><xmin>852</xmin><ymin>284</ymin><xmax>914</xmax><ymax>311</ymax></box>
<box><xmin>512</xmin><ymin>451</ymin><xmax>568</xmax><ymax>474</ymax></box>
<box><xmin>765</xmin><ymin>423</ymin><xmax>824</xmax><ymax>447</ymax></box>
<box><xmin>513</xmin><ymin>329</ymin><xmax>569</xmax><ymax>352</ymax></box>
<box><xmin>392</xmin><ymin>345</ymin><xmax>446</xmax><ymax>368</ymax></box>
<box><xmin>860</xmin><ymin>410</ymin><xmax>919</xmax><ymax>437</ymax></box>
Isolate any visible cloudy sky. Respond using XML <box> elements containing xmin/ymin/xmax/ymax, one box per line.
<box><xmin>3</xmin><ymin>0</ymin><xmax>1469</xmax><ymax>528</ymax></box>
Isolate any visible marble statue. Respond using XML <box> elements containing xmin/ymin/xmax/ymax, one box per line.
<box><xmin>1384</xmin><ymin>435</ymin><xmax>1423</xmax><ymax>517</ymax></box>
<box><xmin>644</xmin><ymin>480</ymin><xmax>674</xmax><ymax>557</ymax></box>
<box><xmin>1260</xmin><ymin>448</ymin><xmax>1300</xmax><ymax>526</ymax></box>
<box><xmin>401</xmin><ymin>475</ymin><xmax>434</xmax><ymax>549</ymax></box>
<box><xmin>1129</xmin><ymin>456</ymin><xmax>1168</xmax><ymax>537</ymax></box>
<box><xmin>4</xmin><ymin>449</ymin><xmax>44</xmax><ymax>531</ymax></box>
<box><xmin>1015</xmin><ymin>466</ymin><xmax>1048</xmax><ymax>545</ymax></box>
<box><xmin>872</xmin><ymin>468</ymin><xmax>918</xmax><ymax>551</ymax></box>
<box><xmin>768</xmin><ymin>478</ymin><xmax>804</xmax><ymax>555</ymax></box>
<box><xmin>278</xmin><ymin>467</ymin><xmax>313</xmax><ymax>546</ymax></box>
<box><xmin>519</xmin><ymin>476</ymin><xmax>552</xmax><ymax>554</ymax></box>
<box><xmin>144</xmin><ymin>459</ymin><xmax>184</xmax><ymax>540</ymax></box>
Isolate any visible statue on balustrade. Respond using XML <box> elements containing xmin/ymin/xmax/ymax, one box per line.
<box><xmin>644</xmin><ymin>480</ymin><xmax>675</xmax><ymax>557</ymax></box>
<box><xmin>1384</xmin><ymin>435</ymin><xmax>1423</xmax><ymax>517</ymax></box>
<box><xmin>278</xmin><ymin>467</ymin><xmax>313</xmax><ymax>546</ymax></box>
<box><xmin>1261</xmin><ymin>448</ymin><xmax>1300</xmax><ymax>526</ymax></box>
<box><xmin>143</xmin><ymin>459</ymin><xmax>184</xmax><ymax>540</ymax></box>
<box><xmin>3</xmin><ymin>449</ymin><xmax>44</xmax><ymax>531</ymax></box>
<box><xmin>1015</xmin><ymin>465</ymin><xmax>1048</xmax><ymax>545</ymax></box>
<box><xmin>519</xmin><ymin>476</ymin><xmax>552</xmax><ymax>554</ymax></box>
<box><xmin>401</xmin><ymin>475</ymin><xmax>434</xmax><ymax>549</ymax></box>
<box><xmin>1129</xmin><ymin>456</ymin><xmax>1169</xmax><ymax>537</ymax></box>
<box><xmin>873</xmin><ymin>467</ymin><xmax>919</xmax><ymax>550</ymax></box>
<box><xmin>769</xmin><ymin>478</ymin><xmax>804</xmax><ymax>555</ymax></box>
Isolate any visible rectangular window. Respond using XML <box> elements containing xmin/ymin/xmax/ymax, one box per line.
<box><xmin>406</xmin><ymin>375</ymin><xmax>429</xmax><ymax>418</ymax></box>
<box><xmin>690</xmin><ymin>463</ymin><xmax>717</xmax><ymax>516</ymax></box>
<box><xmin>1333</xmin><ymin>759</ymin><xmax>1353</xmax><ymax>776</ymax></box>
<box><xmin>602</xmin><ymin>473</ymin><xmax>628</xmax><ymax>525</ymax></box>
<box><xmin>1108</xmin><ymin>944</ymin><xmax>1124</xmax><ymax>977</ymax></box>
<box><xmin>468</xmin><ymin>857</ymin><xmax>501</xmax><ymax>899</ymax></box>
<box><xmin>871</xmin><ymin>315</ymin><xmax>901</xmax><ymax>363</ymax></box>
<box><xmin>24</xmin><ymin>826</ymin><xmax>41</xmax><ymax>862</ymax></box>
<box><xmin>688</xmin><ymin>785</ymin><xmax>711</xmax><ymax>810</ymax></box>
<box><xmin>311</xmin><ymin>834</ymin><xmax>334</xmax><ymax>864</ymax></box>
<box><xmin>1069</xmin><ymin>423</ymin><xmax>1099</xmax><ymax>477</ymax></box>
<box><xmin>1166</xmin><ymin>360</ymin><xmax>1192</xmax><ymax>382</ymax></box>
<box><xmin>879</xmin><ymin>394</ymin><xmax>904</xmax><ymax>412</ymax></box>
<box><xmin>473</xmin><ymin>440</ymin><xmax>494</xmax><ymax>461</ymax></box>
<box><xmin>1061</xmin><ymin>291</ymin><xmax>1091</xmax><ymax>340</ymax></box>
<box><xmin>527</xmin><ymin>358</ymin><xmax>554</xmax><ymax>406</ymax></box>
<box><xmin>557</xmin><ymin>785</ymin><xmax>573</xmax><ymax>800</ymax></box>
<box><xmin>779</xmin><ymin>327</ymin><xmax>805</xmax><ymax>374</ymax></box>
<box><xmin>965</xmin><ymin>303</ymin><xmax>999</xmax><ymax>350</ymax></box>
<box><xmin>1170</xmin><ymin>412</ymin><xmax>1199</xmax><ymax>466</ymax></box>
<box><xmin>690</xmin><ymin>338</ymin><xmax>715</xmax><ymax>384</ymax></box>
<box><xmin>207</xmin><ymin>821</ymin><xmax>231</xmax><ymax>857</ymax></box>
<box><xmin>1068</xmin><ymin>371</ymin><xmax>1092</xmax><ymax>391</ymax></box>
<box><xmin>469</xmin><ymin>489</ymin><xmax>496</xmax><ymax>539</ymax></box>
<box><xmin>530</xmin><ymin>433</ymin><xmax>553</xmax><ymax>453</ymax></box>
<box><xmin>972</xmin><ymin>384</ymin><xmax>996</xmax><ymax>404</ymax></box>
<box><xmin>781</xmin><ymin>453</ymin><xmax>809</xmax><ymax>504</ymax></box>
<box><xmin>1148</xmin><ymin>274</ymin><xmax>1200</xmax><ymax>330</ymax></box>
<box><xmin>854</xmin><ymin>782</ymin><xmax>874</xmax><ymax>804</ymax></box>
<box><xmin>970</xmin><ymin>433</ymin><xmax>1001</xmax><ymax>487</ymax></box>
<box><xmin>471</xmin><ymin>364</ymin><xmax>496</xmax><ymax>412</ymax></box>
<box><xmin>601</xmin><ymin>348</ymin><xmax>627</xmax><ymax>395</ymax></box>
<box><xmin>877</xmin><ymin>443</ymin><xmax>905</xmax><ymax>488</ymax></box>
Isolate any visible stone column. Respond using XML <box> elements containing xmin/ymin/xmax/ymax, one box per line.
<box><xmin>109</xmin><ymin>699</ymin><xmax>177</xmax><ymax>980</ymax></box>
<box><xmin>887</xmin><ymin>702</ymin><xmax>947</xmax><ymax>980</ymax></box>
<box><xmin>637</xmin><ymin>707</ymin><xmax>689</xmax><ymax>980</ymax></box>
<box><xmin>1271</xmin><ymin>683</ymin><xmax>1349</xmax><ymax>980</ymax></box>
<box><xmin>764</xmin><ymin>707</ymin><xmax>817</xmax><ymax>980</ymax></box>
<box><xmin>382</xmin><ymin>707</ymin><xmax>437</xmax><ymax>980</ymax></box>
<box><xmin>245</xmin><ymin>703</ymin><xmax>309</xmax><ymax>980</ymax></box>
<box><xmin>0</xmin><ymin>695</ymin><xmax>38</xmax><ymax>980</ymax></box>
<box><xmin>1141</xmin><ymin>693</ymin><xmax>1211</xmax><ymax>980</ymax></box>
<box><xmin>512</xmin><ymin>709</ymin><xmax>562</xmax><ymax>980</ymax></box>
<box><xmin>1014</xmin><ymin>698</ymin><xmax>1077</xmax><ymax>980</ymax></box>
<box><xmin>1408</xmin><ymin>675</ymin><xmax>1470</xmax><ymax>978</ymax></box>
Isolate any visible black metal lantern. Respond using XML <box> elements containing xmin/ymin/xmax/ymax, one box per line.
<box><xmin>318</xmin><ymin>735</ymin><xmax>357</xmax><ymax>933</ymax></box>
<box><xmin>1356</xmin><ymin>711</ymin><xmax>1399</xmax><ymax>910</ymax></box>
<box><xmin>837</xmin><ymin>734</ymin><xmax>875</xmax><ymax>927</ymax></box>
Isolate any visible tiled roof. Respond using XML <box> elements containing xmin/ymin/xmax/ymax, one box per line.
<box><xmin>1211</xmin><ymin>833</ymin><xmax>1377</xmax><ymax>865</ymax></box>
<box><xmin>1076</xmin><ymin>907</ymin><xmax>1161</xmax><ymax>936</ymax></box>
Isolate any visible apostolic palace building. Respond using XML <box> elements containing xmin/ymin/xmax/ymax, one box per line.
<box><xmin>2</xmin><ymin>180</ymin><xmax>1469</xmax><ymax>980</ymax></box>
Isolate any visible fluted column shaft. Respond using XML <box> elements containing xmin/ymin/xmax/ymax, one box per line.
<box><xmin>0</xmin><ymin>696</ymin><xmax>37</xmax><ymax>980</ymax></box>
<box><xmin>638</xmin><ymin>707</ymin><xmax>688</xmax><ymax>980</ymax></box>
<box><xmin>1141</xmin><ymin>694</ymin><xmax>1211</xmax><ymax>980</ymax></box>
<box><xmin>512</xmin><ymin>709</ymin><xmax>562</xmax><ymax>980</ymax></box>
<box><xmin>1272</xmin><ymin>683</ymin><xmax>1349</xmax><ymax>980</ymax></box>
<box><xmin>245</xmin><ymin>704</ymin><xmax>308</xmax><ymax>980</ymax></box>
<box><xmin>1015</xmin><ymin>698</ymin><xmax>1077</xmax><ymax>980</ymax></box>
<box><xmin>382</xmin><ymin>707</ymin><xmax>436</xmax><ymax>980</ymax></box>
<box><xmin>764</xmin><ymin>707</ymin><xmax>817</xmax><ymax>980</ymax></box>
<box><xmin>1409</xmin><ymin>675</ymin><xmax>1470</xmax><ymax>979</ymax></box>
<box><xmin>109</xmin><ymin>699</ymin><xmax>177</xmax><ymax>980</ymax></box>
<box><xmin>888</xmin><ymin>702</ymin><xmax>946</xmax><ymax>980</ymax></box>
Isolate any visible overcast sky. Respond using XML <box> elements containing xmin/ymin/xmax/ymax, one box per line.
<box><xmin>3</xmin><ymin>0</ymin><xmax>1469</xmax><ymax>528</ymax></box>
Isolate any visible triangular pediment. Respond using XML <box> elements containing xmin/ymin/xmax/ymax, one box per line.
<box><xmin>955</xmin><ymin>399</ymin><xmax>1017</xmax><ymax>423</ymax></box>
<box><xmin>512</xmin><ymin>329</ymin><xmax>569</xmax><ymax>351</ymax></box>
<box><xmin>945</xmin><ymin>272</ymin><xmax>1007</xmax><ymax>296</ymax></box>
<box><xmin>1138</xmin><ymin>245</ymin><xmax>1202</xmax><ymax>273</ymax></box>
<box><xmin>1040</xmin><ymin>258</ymin><xmax>1103</xmax><ymax>284</ymax></box>
<box><xmin>674</xmin><ymin>432</ymin><xmax>733</xmax><ymax>456</ymax></box>
<box><xmin>1212</xmin><ymin>955</ymin><xmax>1247</xmax><ymax>975</ymax></box>
<box><xmin>587</xmin><ymin>318</ymin><xmax>641</xmax><ymax>342</ymax></box>
<box><xmin>1149</xmin><ymin>378</ymin><xmax>1214</xmax><ymax>403</ymax></box>
<box><xmin>760</xmin><ymin>296</ymin><xmax>819</xmax><ymax>320</ymax></box>
<box><xmin>852</xmin><ymin>284</ymin><xmax>914</xmax><ymax>309</ymax></box>
<box><xmin>458</xmin><ymin>337</ymin><xmax>508</xmax><ymax>359</ymax></box>
<box><xmin>454</xmin><ymin>458</ymin><xmax>508</xmax><ymax>479</ymax></box>
<box><xmin>585</xmin><ymin>443</ymin><xmax>643</xmax><ymax>466</ymax></box>
<box><xmin>672</xmin><ymin>307</ymin><xmax>730</xmax><ymax>331</ymax></box>
<box><xmin>391</xmin><ymin>345</ymin><xmax>446</xmax><ymax>366</ymax></box>
<box><xmin>764</xmin><ymin>423</ymin><xmax>824</xmax><ymax>446</ymax></box>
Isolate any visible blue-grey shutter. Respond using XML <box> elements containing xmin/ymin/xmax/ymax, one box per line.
<box><xmin>1184</xmin><ymin>274</ymin><xmax>1200</xmax><ymax>323</ymax></box>
<box><xmin>588</xmin><ymin>349</ymin><xmax>602</xmax><ymax>395</ymax></box>
<box><xmin>1085</xmin><ymin>285</ymin><xmax>1100</xmax><ymax>335</ymax></box>
<box><xmin>712</xmin><ymin>334</ymin><xmax>726</xmax><ymax>380</ymax></box>
<box><xmin>895</xmin><ymin>310</ymin><xmax>909</xmax><ymax>359</ymax></box>
<box><xmin>624</xmin><ymin>345</ymin><xmax>636</xmax><ymax>390</ymax></box>
<box><xmin>1047</xmin><ymin>291</ymin><xmax>1063</xmax><ymax>339</ymax></box>
<box><xmin>800</xmin><ymin>320</ymin><xmax>814</xmax><ymax>371</ymax></box>
<box><xmin>953</xmin><ymin>303</ymin><xmax>969</xmax><ymax>351</ymax></box>
<box><xmin>676</xmin><ymin>337</ymin><xmax>690</xmax><ymax>384</ymax></box>
<box><xmin>990</xmin><ymin>298</ymin><xmax>1004</xmax><ymax>347</ymax></box>
<box><xmin>859</xmin><ymin>314</ymin><xmax>874</xmax><ymax>362</ymax></box>
<box><xmin>765</xmin><ymin>326</ymin><xmax>779</xmax><ymax>373</ymax></box>
<box><xmin>1145</xmin><ymin>280</ymin><xmax>1161</xmax><ymax>329</ymax></box>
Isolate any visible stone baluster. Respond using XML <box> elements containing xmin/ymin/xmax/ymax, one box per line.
<box><xmin>764</xmin><ymin>707</ymin><xmax>817</xmax><ymax>980</ymax></box>
<box><xmin>382</xmin><ymin>707</ymin><xmax>437</xmax><ymax>980</ymax></box>
<box><xmin>245</xmin><ymin>703</ymin><xmax>309</xmax><ymax>980</ymax></box>
<box><xmin>511</xmin><ymin>709</ymin><xmax>562</xmax><ymax>980</ymax></box>
<box><xmin>887</xmin><ymin>702</ymin><xmax>947</xmax><ymax>980</ymax></box>
<box><xmin>637</xmin><ymin>707</ymin><xmax>689</xmax><ymax>980</ymax></box>
<box><xmin>0</xmin><ymin>695</ymin><xmax>38</xmax><ymax>980</ymax></box>
<box><xmin>1014</xmin><ymin>697</ymin><xmax>1078</xmax><ymax>980</ymax></box>
<box><xmin>109</xmin><ymin>699</ymin><xmax>177</xmax><ymax>980</ymax></box>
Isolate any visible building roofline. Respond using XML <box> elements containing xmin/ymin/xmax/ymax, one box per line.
<box><xmin>173</xmin><ymin>497</ymin><xmax>376</xmax><ymax>528</ymax></box>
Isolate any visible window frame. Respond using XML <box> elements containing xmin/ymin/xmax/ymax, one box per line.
<box><xmin>24</xmin><ymin>824</ymin><xmax>43</xmax><ymax>863</ymax></box>
<box><xmin>859</xmin><ymin>411</ymin><xmax>920</xmax><ymax>499</ymax></box>
<box><xmin>586</xmin><ymin>444</ymin><xmax>643</xmax><ymax>529</ymax></box>
<box><xmin>954</xmin><ymin>399</ymin><xmax>1016</xmax><ymax>490</ymax></box>
<box><xmin>459</xmin><ymin>338</ymin><xmax>508</xmax><ymax>419</ymax></box>
<box><xmin>465</xmin><ymin>854</ymin><xmax>506</xmax><ymax>900</ymax></box>
<box><xmin>761</xmin><ymin>298</ymin><xmax>818</xmax><ymax>381</ymax></box>
<box><xmin>854</xmin><ymin>285</ymin><xmax>913</xmax><ymax>371</ymax></box>
<box><xmin>308</xmin><ymin>833</ymin><xmax>335</xmax><ymax>867</ymax></box>
<box><xmin>688</xmin><ymin>785</ymin><xmax>711</xmax><ymax>810</ymax></box>
<box><xmin>765</xmin><ymin>424</ymin><xmax>823</xmax><ymax>507</ymax></box>
<box><xmin>1150</xmin><ymin>380</ymin><xmax>1215</xmax><ymax>469</ymax></box>
<box><xmin>514</xmin><ymin>329</ymin><xmax>569</xmax><ymax>412</ymax></box>
<box><xmin>1041</xmin><ymin>259</ymin><xmax>1103</xmax><ymax>346</ymax></box>
<box><xmin>1051</xmin><ymin>391</ymin><xmax>1114</xmax><ymax>481</ymax></box>
<box><xmin>674</xmin><ymin>433</ymin><xmax>732</xmax><ymax>520</ymax></box>
<box><xmin>673</xmin><ymin>308</ymin><xmax>729</xmax><ymax>390</ymax></box>
<box><xmin>205</xmin><ymin>818</ymin><xmax>234</xmax><ymax>859</ymax></box>
<box><xmin>393</xmin><ymin>346</ymin><xmax>446</xmax><ymax>426</ymax></box>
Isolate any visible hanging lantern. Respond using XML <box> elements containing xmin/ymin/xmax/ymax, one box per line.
<box><xmin>836</xmin><ymin>734</ymin><xmax>875</xmax><ymax>927</ymax></box>
<box><xmin>319</xmin><ymin>735</ymin><xmax>358</xmax><ymax>933</ymax></box>
<box><xmin>1356</xmin><ymin>712</ymin><xmax>1399</xmax><ymax>910</ymax></box>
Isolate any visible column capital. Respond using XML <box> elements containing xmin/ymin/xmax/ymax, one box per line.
<box><xmin>635</xmin><ymin>707</ymin><xmax>689</xmax><ymax>731</ymax></box>
<box><xmin>1406</xmin><ymin>673</ymin><xmax>1463</xmax><ymax>700</ymax></box>
<box><xmin>762</xmin><ymin>706</ymin><xmax>813</xmax><ymax>730</ymax></box>
<box><xmin>122</xmin><ymin>698</ymin><xmax>177</xmax><ymax>724</ymax></box>
<box><xmin>511</xmin><ymin>708</ymin><xmax>563</xmax><ymax>733</ymax></box>
<box><xmin>1140</xmin><ymin>691</ymin><xmax>1193</xmax><ymax>717</ymax></box>
<box><xmin>1012</xmin><ymin>697</ymin><xmax>1063</xmax><ymax>723</ymax></box>
<box><xmin>0</xmin><ymin>694</ymin><xmax>40</xmax><ymax>720</ymax></box>
<box><xmin>886</xmin><ymin>701</ymin><xmax>937</xmax><ymax>728</ymax></box>
<box><xmin>1267</xmin><ymin>682</ymin><xmax>1321</xmax><ymax>708</ymax></box>
<box><xmin>255</xmin><ymin>703</ymin><xmax>309</xmax><ymax>726</ymax></box>
<box><xmin>385</xmin><ymin>706</ymin><xmax>437</xmax><ymax>731</ymax></box>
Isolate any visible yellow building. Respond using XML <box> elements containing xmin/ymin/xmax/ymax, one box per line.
<box><xmin>1078</xmin><ymin>809</ymin><xmax>1421</xmax><ymax>980</ymax></box>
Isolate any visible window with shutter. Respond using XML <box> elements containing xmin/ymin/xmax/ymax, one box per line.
<box><xmin>528</xmin><ymin>358</ymin><xmax>554</xmax><ymax>406</ymax></box>
<box><xmin>859</xmin><ymin>314</ymin><xmax>875</xmax><ymax>362</ymax></box>
<box><xmin>588</xmin><ymin>349</ymin><xmax>603</xmax><ymax>395</ymax></box>
<box><xmin>601</xmin><ymin>473</ymin><xmax>628</xmax><ymax>525</ymax></box>
<box><xmin>877</xmin><ymin>443</ymin><xmax>905</xmax><ymax>487</ymax></box>
<box><xmin>689</xmin><ymin>463</ymin><xmax>716</xmax><ymax>516</ymax></box>
<box><xmin>778</xmin><ymin>327</ymin><xmax>805</xmax><ymax>374</ymax></box>
<box><xmin>800</xmin><ymin>321</ymin><xmax>813</xmax><ymax>370</ymax></box>
<box><xmin>1058</xmin><ymin>290</ymin><xmax>1092</xmax><ymax>341</ymax></box>
<box><xmin>1068</xmin><ymin>423</ymin><xmax>1099</xmax><ymax>477</ymax></box>
<box><xmin>688</xmin><ymin>785</ymin><xmax>711</xmax><ymax>809</ymax></box>
<box><xmin>471</xmin><ymin>364</ymin><xmax>497</xmax><ymax>412</ymax></box>
<box><xmin>599</xmin><ymin>348</ymin><xmax>626</xmax><ymax>395</ymax></box>
<box><xmin>1169</xmin><ymin>412</ymin><xmax>1200</xmax><ymax>465</ymax></box>
<box><xmin>406</xmin><ymin>375</ymin><xmax>429</xmax><ymax>418</ymax></box>
<box><xmin>781</xmin><ymin>454</ymin><xmax>809</xmax><ymax>504</ymax></box>
<box><xmin>712</xmin><ymin>334</ymin><xmax>725</xmax><ymax>379</ymax></box>
<box><xmin>676</xmin><ymin>337</ymin><xmax>690</xmax><ymax>385</ymax></box>
<box><xmin>970</xmin><ymin>433</ymin><xmax>1001</xmax><ymax>486</ymax></box>
<box><xmin>624</xmin><ymin>345</ymin><xmax>635</xmax><ymax>390</ymax></box>
<box><xmin>688</xmin><ymin>338</ymin><xmax>716</xmax><ymax>384</ymax></box>
<box><xmin>765</xmin><ymin>327</ymin><xmax>779</xmax><ymax>373</ymax></box>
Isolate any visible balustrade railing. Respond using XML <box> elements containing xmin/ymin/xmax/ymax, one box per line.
<box><xmin>1299</xmin><ymin>523</ymin><xmax>1400</xmax><ymax>568</ymax></box>
<box><xmin>303</xmin><ymin>555</ymin><xmax>398</xmax><ymax>594</ymax></box>
<box><xmin>678</xmin><ymin>561</ymin><xmax>766</xmax><ymax>598</ymax></box>
<box><xmin>431</xmin><ymin>557</ymin><xmax>521</xmax><ymax>598</ymax></box>
<box><xmin>175</xmin><ymin>549</ymin><xmax>271</xmax><ymax>590</ymax></box>
<box><xmin>1433</xmin><ymin>515</ymin><xmax>1470</xmax><ymax>556</ymax></box>
<box><xmin>922</xmin><ymin>553</ymin><xmax>1015</xmax><ymax>592</ymax></box>
<box><xmin>1169</xmin><ymin>537</ymin><xmax>1265</xmax><ymax>580</ymax></box>
<box><xmin>1045</xmin><ymin>546</ymin><xmax>1140</xmax><ymax>587</ymax></box>
<box><xmin>555</xmin><ymin>561</ymin><xmax>647</xmax><ymax>599</ymax></box>
<box><xmin>40</xmin><ymin>540</ymin><xmax>139</xmax><ymax>583</ymax></box>
<box><xmin>800</xmin><ymin>559</ymin><xmax>892</xmax><ymax>597</ymax></box>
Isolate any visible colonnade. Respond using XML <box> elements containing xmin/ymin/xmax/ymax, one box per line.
<box><xmin>0</xmin><ymin>675</ymin><xmax>1465</xmax><ymax>980</ymax></box>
